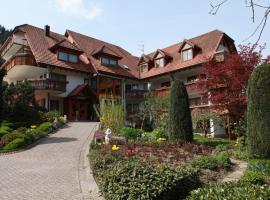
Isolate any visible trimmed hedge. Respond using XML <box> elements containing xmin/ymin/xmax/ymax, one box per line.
<box><xmin>100</xmin><ymin>159</ymin><xmax>200</xmax><ymax>200</ymax></box>
<box><xmin>187</xmin><ymin>181</ymin><xmax>270</xmax><ymax>200</ymax></box>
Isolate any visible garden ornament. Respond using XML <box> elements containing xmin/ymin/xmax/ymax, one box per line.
<box><xmin>105</xmin><ymin>128</ymin><xmax>112</xmax><ymax>144</ymax></box>
<box><xmin>64</xmin><ymin>115</ymin><xmax>67</xmax><ymax>123</ymax></box>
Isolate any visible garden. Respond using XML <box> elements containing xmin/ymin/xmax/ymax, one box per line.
<box><xmin>89</xmin><ymin>62</ymin><xmax>270</xmax><ymax>199</ymax></box>
<box><xmin>0</xmin><ymin>70</ymin><xmax>67</xmax><ymax>152</ymax></box>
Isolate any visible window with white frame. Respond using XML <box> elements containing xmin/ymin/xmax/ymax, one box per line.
<box><xmin>155</xmin><ymin>58</ymin><xmax>165</xmax><ymax>67</ymax></box>
<box><xmin>182</xmin><ymin>49</ymin><xmax>193</xmax><ymax>61</ymax></box>
<box><xmin>140</xmin><ymin>63</ymin><xmax>148</xmax><ymax>72</ymax></box>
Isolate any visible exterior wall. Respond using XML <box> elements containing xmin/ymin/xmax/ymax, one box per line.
<box><xmin>51</xmin><ymin>68</ymin><xmax>90</xmax><ymax>98</ymax></box>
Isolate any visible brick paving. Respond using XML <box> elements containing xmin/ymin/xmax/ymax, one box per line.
<box><xmin>0</xmin><ymin>122</ymin><xmax>98</xmax><ymax>200</ymax></box>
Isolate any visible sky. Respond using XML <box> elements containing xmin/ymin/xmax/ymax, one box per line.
<box><xmin>0</xmin><ymin>0</ymin><xmax>269</xmax><ymax>57</ymax></box>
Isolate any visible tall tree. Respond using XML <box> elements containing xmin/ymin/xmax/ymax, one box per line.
<box><xmin>247</xmin><ymin>63</ymin><xmax>270</xmax><ymax>158</ymax></box>
<box><xmin>0</xmin><ymin>68</ymin><xmax>6</xmax><ymax>122</ymax></box>
<box><xmin>0</xmin><ymin>25</ymin><xmax>12</xmax><ymax>45</ymax></box>
<box><xmin>169</xmin><ymin>80</ymin><xmax>193</xmax><ymax>142</ymax></box>
<box><xmin>197</xmin><ymin>44</ymin><xmax>263</xmax><ymax>123</ymax></box>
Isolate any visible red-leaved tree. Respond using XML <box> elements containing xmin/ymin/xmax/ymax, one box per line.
<box><xmin>197</xmin><ymin>44</ymin><xmax>264</xmax><ymax>124</ymax></box>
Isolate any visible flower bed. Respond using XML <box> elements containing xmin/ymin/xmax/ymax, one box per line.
<box><xmin>89</xmin><ymin>130</ymin><xmax>237</xmax><ymax>200</ymax></box>
<box><xmin>0</xmin><ymin>111</ymin><xmax>67</xmax><ymax>153</ymax></box>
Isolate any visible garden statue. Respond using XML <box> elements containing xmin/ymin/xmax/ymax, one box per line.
<box><xmin>64</xmin><ymin>115</ymin><xmax>67</xmax><ymax>123</ymax></box>
<box><xmin>53</xmin><ymin>117</ymin><xmax>58</xmax><ymax>129</ymax></box>
<box><xmin>105</xmin><ymin>128</ymin><xmax>112</xmax><ymax>144</ymax></box>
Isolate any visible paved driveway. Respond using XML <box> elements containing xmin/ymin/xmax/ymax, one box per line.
<box><xmin>0</xmin><ymin>122</ymin><xmax>98</xmax><ymax>200</ymax></box>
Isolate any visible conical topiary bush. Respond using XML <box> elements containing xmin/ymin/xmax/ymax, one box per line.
<box><xmin>169</xmin><ymin>80</ymin><xmax>193</xmax><ymax>142</ymax></box>
<box><xmin>247</xmin><ymin>63</ymin><xmax>270</xmax><ymax>158</ymax></box>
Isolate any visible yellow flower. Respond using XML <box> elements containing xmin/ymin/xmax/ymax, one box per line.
<box><xmin>31</xmin><ymin>125</ymin><xmax>37</xmax><ymax>129</ymax></box>
<box><xmin>112</xmin><ymin>145</ymin><xmax>120</xmax><ymax>151</ymax></box>
<box><xmin>157</xmin><ymin>138</ymin><xmax>167</xmax><ymax>141</ymax></box>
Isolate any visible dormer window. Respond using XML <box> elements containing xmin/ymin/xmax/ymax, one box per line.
<box><xmin>58</xmin><ymin>51</ymin><xmax>78</xmax><ymax>63</ymax></box>
<box><xmin>140</xmin><ymin>63</ymin><xmax>148</xmax><ymax>72</ymax></box>
<box><xmin>182</xmin><ymin>49</ymin><xmax>193</xmax><ymax>61</ymax></box>
<box><xmin>101</xmin><ymin>57</ymin><xmax>118</xmax><ymax>66</ymax></box>
<box><xmin>155</xmin><ymin>58</ymin><xmax>165</xmax><ymax>68</ymax></box>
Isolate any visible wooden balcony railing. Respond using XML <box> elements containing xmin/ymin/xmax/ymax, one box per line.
<box><xmin>27</xmin><ymin>79</ymin><xmax>67</xmax><ymax>92</ymax></box>
<box><xmin>3</xmin><ymin>53</ymin><xmax>36</xmax><ymax>71</ymax></box>
<box><xmin>99</xmin><ymin>93</ymin><xmax>122</xmax><ymax>100</ymax></box>
<box><xmin>126</xmin><ymin>90</ymin><xmax>146</xmax><ymax>99</ymax></box>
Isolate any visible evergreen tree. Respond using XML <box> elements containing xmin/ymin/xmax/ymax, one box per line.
<box><xmin>0</xmin><ymin>25</ymin><xmax>12</xmax><ymax>45</ymax></box>
<box><xmin>169</xmin><ymin>80</ymin><xmax>193</xmax><ymax>142</ymax></box>
<box><xmin>0</xmin><ymin>68</ymin><xmax>6</xmax><ymax>122</ymax></box>
<box><xmin>247</xmin><ymin>63</ymin><xmax>270</xmax><ymax>158</ymax></box>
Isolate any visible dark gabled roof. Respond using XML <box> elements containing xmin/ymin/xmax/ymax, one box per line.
<box><xmin>153</xmin><ymin>49</ymin><xmax>173</xmax><ymax>59</ymax></box>
<box><xmin>91</xmin><ymin>45</ymin><xmax>123</xmax><ymax>60</ymax></box>
<box><xmin>49</xmin><ymin>39</ymin><xmax>83</xmax><ymax>53</ymax></box>
<box><xmin>68</xmin><ymin>84</ymin><xmax>97</xmax><ymax>97</ymax></box>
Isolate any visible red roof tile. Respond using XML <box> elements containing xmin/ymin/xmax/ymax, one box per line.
<box><xmin>139</xmin><ymin>29</ymin><xmax>235</xmax><ymax>79</ymax></box>
<box><xmin>66</xmin><ymin>30</ymin><xmax>140</xmax><ymax>78</ymax></box>
<box><xmin>16</xmin><ymin>25</ymin><xmax>95</xmax><ymax>73</ymax></box>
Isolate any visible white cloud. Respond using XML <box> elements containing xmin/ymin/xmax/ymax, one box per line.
<box><xmin>52</xmin><ymin>0</ymin><xmax>102</xmax><ymax>20</ymax></box>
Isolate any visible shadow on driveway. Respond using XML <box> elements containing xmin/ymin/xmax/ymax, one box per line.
<box><xmin>40</xmin><ymin>137</ymin><xmax>78</xmax><ymax>144</ymax></box>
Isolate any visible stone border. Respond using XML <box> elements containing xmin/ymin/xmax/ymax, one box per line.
<box><xmin>78</xmin><ymin>123</ymin><xmax>104</xmax><ymax>200</ymax></box>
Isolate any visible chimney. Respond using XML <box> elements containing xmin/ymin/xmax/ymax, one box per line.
<box><xmin>44</xmin><ymin>25</ymin><xmax>50</xmax><ymax>37</ymax></box>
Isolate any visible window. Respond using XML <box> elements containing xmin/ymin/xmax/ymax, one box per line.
<box><xmin>189</xmin><ymin>97</ymin><xmax>202</xmax><ymax>107</ymax></box>
<box><xmin>161</xmin><ymin>81</ymin><xmax>171</xmax><ymax>87</ymax></box>
<box><xmin>69</xmin><ymin>54</ymin><xmax>78</xmax><ymax>63</ymax></box>
<box><xmin>187</xmin><ymin>75</ymin><xmax>198</xmax><ymax>83</ymax></box>
<box><xmin>50</xmin><ymin>73</ymin><xmax>66</xmax><ymax>82</ymax></box>
<box><xmin>50</xmin><ymin>100</ymin><xmax>60</xmax><ymax>112</ymax></box>
<box><xmin>182</xmin><ymin>49</ymin><xmax>193</xmax><ymax>61</ymax></box>
<box><xmin>155</xmin><ymin>58</ymin><xmax>165</xmax><ymax>67</ymax></box>
<box><xmin>58</xmin><ymin>51</ymin><xmax>78</xmax><ymax>63</ymax></box>
<box><xmin>84</xmin><ymin>78</ymin><xmax>90</xmax><ymax>85</ymax></box>
<box><xmin>59</xmin><ymin>52</ymin><xmax>68</xmax><ymax>61</ymax></box>
<box><xmin>101</xmin><ymin>57</ymin><xmax>117</xmax><ymax>66</ymax></box>
<box><xmin>141</xmin><ymin>64</ymin><xmax>148</xmax><ymax>72</ymax></box>
<box><xmin>109</xmin><ymin>59</ymin><xmax>117</xmax><ymax>66</ymax></box>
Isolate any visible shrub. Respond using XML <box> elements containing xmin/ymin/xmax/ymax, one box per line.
<box><xmin>241</xmin><ymin>170</ymin><xmax>266</xmax><ymax>185</ymax></box>
<box><xmin>94</xmin><ymin>103</ymin><xmax>125</xmax><ymax>135</ymax></box>
<box><xmin>36</xmin><ymin>122</ymin><xmax>53</xmax><ymax>133</ymax></box>
<box><xmin>43</xmin><ymin>111</ymin><xmax>61</xmax><ymax>122</ymax></box>
<box><xmin>3</xmin><ymin>138</ymin><xmax>26</xmax><ymax>151</ymax></box>
<box><xmin>0</xmin><ymin>121</ymin><xmax>13</xmax><ymax>137</ymax></box>
<box><xmin>152</xmin><ymin>129</ymin><xmax>168</xmax><ymax>138</ymax></box>
<box><xmin>0</xmin><ymin>131</ymin><xmax>23</xmax><ymax>147</ymax></box>
<box><xmin>248</xmin><ymin>159</ymin><xmax>270</xmax><ymax>175</ymax></box>
<box><xmin>120</xmin><ymin>127</ymin><xmax>143</xmax><ymax>140</ymax></box>
<box><xmin>247</xmin><ymin>63</ymin><xmax>270</xmax><ymax>158</ymax></box>
<box><xmin>192</xmin><ymin>156</ymin><xmax>219</xmax><ymax>170</ymax></box>
<box><xmin>100</xmin><ymin>159</ymin><xmax>200</xmax><ymax>200</ymax></box>
<box><xmin>169</xmin><ymin>80</ymin><xmax>193</xmax><ymax>142</ymax></box>
<box><xmin>187</xmin><ymin>181</ymin><xmax>270</xmax><ymax>200</ymax></box>
<box><xmin>192</xmin><ymin>153</ymin><xmax>231</xmax><ymax>170</ymax></box>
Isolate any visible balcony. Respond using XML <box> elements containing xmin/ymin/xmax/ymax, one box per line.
<box><xmin>126</xmin><ymin>90</ymin><xmax>146</xmax><ymax>99</ymax></box>
<box><xmin>27</xmin><ymin>79</ymin><xmax>67</xmax><ymax>93</ymax></box>
<box><xmin>99</xmin><ymin>93</ymin><xmax>122</xmax><ymax>100</ymax></box>
<box><xmin>3</xmin><ymin>53</ymin><xmax>36</xmax><ymax>72</ymax></box>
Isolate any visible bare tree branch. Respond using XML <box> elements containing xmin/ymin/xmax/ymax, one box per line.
<box><xmin>209</xmin><ymin>0</ymin><xmax>270</xmax><ymax>44</ymax></box>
